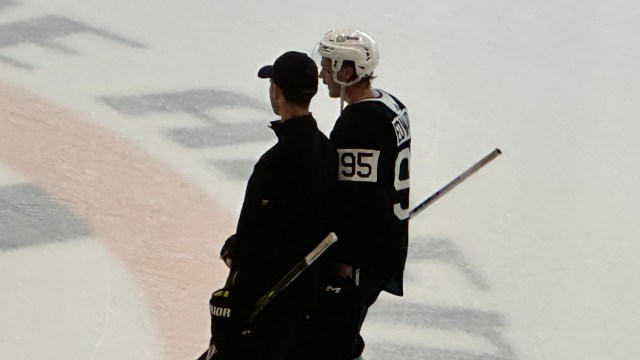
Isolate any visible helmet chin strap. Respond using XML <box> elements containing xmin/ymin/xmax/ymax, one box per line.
<box><xmin>340</xmin><ymin>84</ymin><xmax>346</xmax><ymax>113</ymax></box>
<box><xmin>333</xmin><ymin>73</ymin><xmax>360</xmax><ymax>114</ymax></box>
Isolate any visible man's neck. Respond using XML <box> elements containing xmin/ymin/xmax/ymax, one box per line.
<box><xmin>345</xmin><ymin>85</ymin><xmax>378</xmax><ymax>105</ymax></box>
<box><xmin>279</xmin><ymin>106</ymin><xmax>310</xmax><ymax>122</ymax></box>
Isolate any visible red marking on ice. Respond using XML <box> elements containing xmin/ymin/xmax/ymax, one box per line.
<box><xmin>0</xmin><ymin>81</ymin><xmax>233</xmax><ymax>360</ymax></box>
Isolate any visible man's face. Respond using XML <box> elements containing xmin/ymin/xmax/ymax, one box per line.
<box><xmin>319</xmin><ymin>57</ymin><xmax>342</xmax><ymax>98</ymax></box>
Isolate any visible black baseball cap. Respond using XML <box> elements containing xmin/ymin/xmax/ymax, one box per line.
<box><xmin>258</xmin><ymin>51</ymin><xmax>318</xmax><ymax>103</ymax></box>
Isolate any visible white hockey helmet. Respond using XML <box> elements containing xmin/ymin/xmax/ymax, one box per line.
<box><xmin>316</xmin><ymin>29</ymin><xmax>379</xmax><ymax>85</ymax></box>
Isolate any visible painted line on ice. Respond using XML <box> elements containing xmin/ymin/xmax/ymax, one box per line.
<box><xmin>0</xmin><ymin>80</ymin><xmax>233</xmax><ymax>360</ymax></box>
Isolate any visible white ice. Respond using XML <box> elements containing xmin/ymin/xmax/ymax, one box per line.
<box><xmin>1</xmin><ymin>0</ymin><xmax>639</xmax><ymax>359</ymax></box>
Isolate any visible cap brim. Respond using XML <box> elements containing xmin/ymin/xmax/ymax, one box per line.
<box><xmin>257</xmin><ymin>65</ymin><xmax>273</xmax><ymax>79</ymax></box>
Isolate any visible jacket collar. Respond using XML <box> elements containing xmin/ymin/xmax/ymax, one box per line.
<box><xmin>269</xmin><ymin>113</ymin><xmax>318</xmax><ymax>139</ymax></box>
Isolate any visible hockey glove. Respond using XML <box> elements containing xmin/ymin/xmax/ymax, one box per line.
<box><xmin>303</xmin><ymin>273</ymin><xmax>363</xmax><ymax>359</ymax></box>
<box><xmin>317</xmin><ymin>273</ymin><xmax>361</xmax><ymax>320</ymax></box>
<box><xmin>209</xmin><ymin>287</ymin><xmax>253</xmax><ymax>354</ymax></box>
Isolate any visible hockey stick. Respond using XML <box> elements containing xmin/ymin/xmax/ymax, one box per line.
<box><xmin>409</xmin><ymin>148</ymin><xmax>502</xmax><ymax>219</ymax></box>
<box><xmin>197</xmin><ymin>149</ymin><xmax>501</xmax><ymax>359</ymax></box>
<box><xmin>247</xmin><ymin>232</ymin><xmax>338</xmax><ymax>323</ymax></box>
<box><xmin>231</xmin><ymin>149</ymin><xmax>501</xmax><ymax>327</ymax></box>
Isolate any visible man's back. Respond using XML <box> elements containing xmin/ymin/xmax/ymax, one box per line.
<box><xmin>307</xmin><ymin>29</ymin><xmax>411</xmax><ymax>360</ymax></box>
<box><xmin>207</xmin><ymin>51</ymin><xmax>332</xmax><ymax>360</ymax></box>
<box><xmin>233</xmin><ymin>115</ymin><xmax>336</xmax><ymax>311</ymax></box>
<box><xmin>330</xmin><ymin>89</ymin><xmax>410</xmax><ymax>295</ymax></box>
<box><xmin>225</xmin><ymin>115</ymin><xmax>335</xmax><ymax>359</ymax></box>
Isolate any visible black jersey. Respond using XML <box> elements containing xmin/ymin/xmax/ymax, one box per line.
<box><xmin>330</xmin><ymin>89</ymin><xmax>410</xmax><ymax>296</ymax></box>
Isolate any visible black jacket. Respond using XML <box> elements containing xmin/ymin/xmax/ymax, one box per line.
<box><xmin>229</xmin><ymin>114</ymin><xmax>337</xmax><ymax>324</ymax></box>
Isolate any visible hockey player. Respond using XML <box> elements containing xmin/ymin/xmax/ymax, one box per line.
<box><xmin>205</xmin><ymin>51</ymin><xmax>337</xmax><ymax>360</ymax></box>
<box><xmin>303</xmin><ymin>29</ymin><xmax>411</xmax><ymax>360</ymax></box>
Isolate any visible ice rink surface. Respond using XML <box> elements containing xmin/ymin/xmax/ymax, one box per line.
<box><xmin>1</xmin><ymin>1</ymin><xmax>639</xmax><ymax>359</ymax></box>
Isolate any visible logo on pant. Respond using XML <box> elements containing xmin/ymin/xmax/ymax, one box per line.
<box><xmin>323</xmin><ymin>285</ymin><xmax>342</xmax><ymax>294</ymax></box>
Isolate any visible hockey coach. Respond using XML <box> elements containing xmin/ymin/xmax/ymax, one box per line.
<box><xmin>204</xmin><ymin>51</ymin><xmax>337</xmax><ymax>360</ymax></box>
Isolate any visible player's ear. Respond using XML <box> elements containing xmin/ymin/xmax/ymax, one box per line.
<box><xmin>347</xmin><ymin>66</ymin><xmax>357</xmax><ymax>81</ymax></box>
<box><xmin>339</xmin><ymin>63</ymin><xmax>356</xmax><ymax>82</ymax></box>
<box><xmin>271</xmin><ymin>81</ymin><xmax>282</xmax><ymax>100</ymax></box>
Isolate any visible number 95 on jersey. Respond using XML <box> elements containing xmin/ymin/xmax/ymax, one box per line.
<box><xmin>337</xmin><ymin>149</ymin><xmax>380</xmax><ymax>182</ymax></box>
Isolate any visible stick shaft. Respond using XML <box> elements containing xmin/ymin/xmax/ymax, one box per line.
<box><xmin>409</xmin><ymin>148</ymin><xmax>502</xmax><ymax>219</ymax></box>
<box><xmin>248</xmin><ymin>232</ymin><xmax>337</xmax><ymax>322</ymax></box>
<box><xmin>197</xmin><ymin>149</ymin><xmax>501</xmax><ymax>358</ymax></box>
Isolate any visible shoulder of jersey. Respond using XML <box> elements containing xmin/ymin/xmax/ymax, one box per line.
<box><xmin>362</xmin><ymin>90</ymin><xmax>404</xmax><ymax>111</ymax></box>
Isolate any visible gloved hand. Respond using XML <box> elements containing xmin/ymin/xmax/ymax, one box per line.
<box><xmin>320</xmin><ymin>272</ymin><xmax>358</xmax><ymax>299</ymax></box>
<box><xmin>220</xmin><ymin>234</ymin><xmax>236</xmax><ymax>268</ymax></box>
<box><xmin>209</xmin><ymin>287</ymin><xmax>256</xmax><ymax>358</ymax></box>
<box><xmin>302</xmin><ymin>272</ymin><xmax>363</xmax><ymax>359</ymax></box>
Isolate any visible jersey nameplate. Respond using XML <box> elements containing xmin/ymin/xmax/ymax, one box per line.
<box><xmin>360</xmin><ymin>90</ymin><xmax>410</xmax><ymax>147</ymax></box>
<box><xmin>337</xmin><ymin>149</ymin><xmax>380</xmax><ymax>182</ymax></box>
<box><xmin>392</xmin><ymin>109</ymin><xmax>410</xmax><ymax>146</ymax></box>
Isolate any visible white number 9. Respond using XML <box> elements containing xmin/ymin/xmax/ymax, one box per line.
<box><xmin>393</xmin><ymin>148</ymin><xmax>411</xmax><ymax>220</ymax></box>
